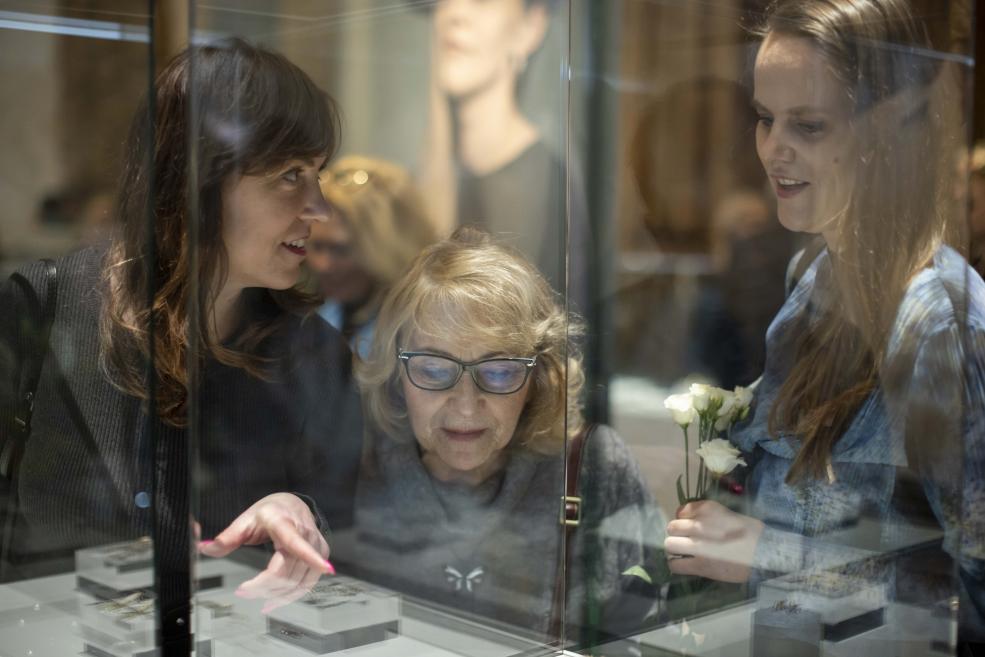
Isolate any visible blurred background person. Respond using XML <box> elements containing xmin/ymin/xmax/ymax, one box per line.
<box><xmin>616</xmin><ymin>79</ymin><xmax>798</xmax><ymax>388</ymax></box>
<box><xmin>310</xmin><ymin>155</ymin><xmax>438</xmax><ymax>359</ymax></box>
<box><xmin>691</xmin><ymin>187</ymin><xmax>798</xmax><ymax>388</ymax></box>
<box><xmin>965</xmin><ymin>142</ymin><xmax>985</xmax><ymax>280</ymax></box>
<box><xmin>417</xmin><ymin>0</ymin><xmax>567</xmax><ymax>292</ymax></box>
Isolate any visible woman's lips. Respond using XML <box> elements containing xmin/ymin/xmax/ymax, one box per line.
<box><xmin>282</xmin><ymin>243</ymin><xmax>306</xmax><ymax>256</ymax></box>
<box><xmin>443</xmin><ymin>428</ymin><xmax>485</xmax><ymax>441</ymax></box>
<box><xmin>773</xmin><ymin>177</ymin><xmax>809</xmax><ymax>199</ymax></box>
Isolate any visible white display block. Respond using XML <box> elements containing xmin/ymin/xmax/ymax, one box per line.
<box><xmin>264</xmin><ymin>577</ymin><xmax>400</xmax><ymax>653</ymax></box>
<box><xmin>74</xmin><ymin>539</ymin><xmax>250</xmax><ymax>600</ymax></box>
<box><xmin>757</xmin><ymin>569</ymin><xmax>888</xmax><ymax>640</ymax></box>
<box><xmin>76</xmin><ymin>590</ymin><xmax>158</xmax><ymax>657</ymax></box>
<box><xmin>76</xmin><ymin>590</ymin><xmax>217</xmax><ymax>657</ymax></box>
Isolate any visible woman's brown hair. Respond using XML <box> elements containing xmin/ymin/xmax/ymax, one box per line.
<box><xmin>758</xmin><ymin>0</ymin><xmax>965</xmax><ymax>482</ymax></box>
<box><xmin>101</xmin><ymin>38</ymin><xmax>340</xmax><ymax>426</ymax></box>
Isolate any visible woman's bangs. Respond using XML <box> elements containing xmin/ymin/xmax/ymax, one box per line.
<box><xmin>242</xmin><ymin>76</ymin><xmax>337</xmax><ymax>175</ymax></box>
<box><xmin>409</xmin><ymin>291</ymin><xmax>534</xmax><ymax>356</ymax></box>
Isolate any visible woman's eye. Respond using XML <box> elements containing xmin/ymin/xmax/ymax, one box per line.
<box><xmin>798</xmin><ymin>121</ymin><xmax>824</xmax><ymax>135</ymax></box>
<box><xmin>756</xmin><ymin>115</ymin><xmax>773</xmax><ymax>129</ymax></box>
<box><xmin>281</xmin><ymin>168</ymin><xmax>301</xmax><ymax>183</ymax></box>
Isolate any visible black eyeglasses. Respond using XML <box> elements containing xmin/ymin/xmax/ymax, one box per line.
<box><xmin>398</xmin><ymin>350</ymin><xmax>537</xmax><ymax>395</ymax></box>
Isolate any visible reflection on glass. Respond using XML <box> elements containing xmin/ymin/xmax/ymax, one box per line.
<box><xmin>312</xmin><ymin>155</ymin><xmax>439</xmax><ymax>360</ymax></box>
<box><xmin>0</xmin><ymin>0</ymin><xmax>981</xmax><ymax>655</ymax></box>
<box><xmin>419</xmin><ymin>0</ymin><xmax>565</xmax><ymax>290</ymax></box>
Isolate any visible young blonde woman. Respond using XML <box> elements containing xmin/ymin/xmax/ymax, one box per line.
<box><xmin>662</xmin><ymin>0</ymin><xmax>985</xmax><ymax>641</ymax></box>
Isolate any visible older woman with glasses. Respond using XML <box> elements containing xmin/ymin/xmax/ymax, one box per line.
<box><xmin>336</xmin><ymin>227</ymin><xmax>661</xmax><ymax>648</ymax></box>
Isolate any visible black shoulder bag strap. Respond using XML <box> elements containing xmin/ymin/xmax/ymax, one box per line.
<box><xmin>549</xmin><ymin>422</ymin><xmax>597</xmax><ymax>644</ymax></box>
<box><xmin>1</xmin><ymin>260</ymin><xmax>57</xmax><ymax>580</ymax></box>
<box><xmin>1</xmin><ymin>260</ymin><xmax>58</xmax><ymax>480</ymax></box>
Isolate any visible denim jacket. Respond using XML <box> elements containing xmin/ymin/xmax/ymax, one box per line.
<box><xmin>731</xmin><ymin>246</ymin><xmax>985</xmax><ymax>623</ymax></box>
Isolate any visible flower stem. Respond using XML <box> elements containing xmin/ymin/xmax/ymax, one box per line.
<box><xmin>684</xmin><ymin>425</ymin><xmax>691</xmax><ymax>500</ymax></box>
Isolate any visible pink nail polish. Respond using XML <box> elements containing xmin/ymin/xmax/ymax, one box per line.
<box><xmin>199</xmin><ymin>540</ymin><xmax>214</xmax><ymax>545</ymax></box>
<box><xmin>325</xmin><ymin>559</ymin><xmax>336</xmax><ymax>575</ymax></box>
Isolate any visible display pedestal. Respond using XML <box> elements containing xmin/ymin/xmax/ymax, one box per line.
<box><xmin>264</xmin><ymin>577</ymin><xmax>400</xmax><ymax>654</ymax></box>
<box><xmin>753</xmin><ymin>569</ymin><xmax>887</xmax><ymax>655</ymax></box>
<box><xmin>75</xmin><ymin>539</ymin><xmax>226</xmax><ymax>601</ymax></box>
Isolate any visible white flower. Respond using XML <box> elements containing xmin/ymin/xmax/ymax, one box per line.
<box><xmin>688</xmin><ymin>383</ymin><xmax>713</xmax><ymax>411</ymax></box>
<box><xmin>714</xmin><ymin>391</ymin><xmax>738</xmax><ymax>431</ymax></box>
<box><xmin>663</xmin><ymin>393</ymin><xmax>697</xmax><ymax>427</ymax></box>
<box><xmin>733</xmin><ymin>385</ymin><xmax>753</xmax><ymax>410</ymax></box>
<box><xmin>695</xmin><ymin>438</ymin><xmax>747</xmax><ymax>476</ymax></box>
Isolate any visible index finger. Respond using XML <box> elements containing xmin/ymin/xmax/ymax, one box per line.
<box><xmin>268</xmin><ymin>519</ymin><xmax>332</xmax><ymax>575</ymax></box>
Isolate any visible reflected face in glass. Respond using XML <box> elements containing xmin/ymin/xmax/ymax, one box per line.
<box><xmin>401</xmin><ymin>333</ymin><xmax>531</xmax><ymax>483</ymax></box>
<box><xmin>306</xmin><ymin>214</ymin><xmax>375</xmax><ymax>305</ymax></box>
<box><xmin>433</xmin><ymin>0</ymin><xmax>530</xmax><ymax>99</ymax></box>
<box><xmin>754</xmin><ymin>34</ymin><xmax>856</xmax><ymax>239</ymax></box>
<box><xmin>221</xmin><ymin>157</ymin><xmax>330</xmax><ymax>291</ymax></box>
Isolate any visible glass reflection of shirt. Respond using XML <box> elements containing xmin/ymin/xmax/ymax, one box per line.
<box><xmin>731</xmin><ymin>246</ymin><xmax>985</xmax><ymax>621</ymax></box>
<box><xmin>457</xmin><ymin>141</ymin><xmax>564</xmax><ymax>293</ymax></box>
<box><xmin>317</xmin><ymin>300</ymin><xmax>374</xmax><ymax>360</ymax></box>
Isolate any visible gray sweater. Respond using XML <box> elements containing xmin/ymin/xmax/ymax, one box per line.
<box><xmin>336</xmin><ymin>424</ymin><xmax>663</xmax><ymax>645</ymax></box>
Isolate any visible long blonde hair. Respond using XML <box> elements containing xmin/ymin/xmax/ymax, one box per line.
<box><xmin>357</xmin><ymin>227</ymin><xmax>584</xmax><ymax>455</ymax></box>
<box><xmin>759</xmin><ymin>0</ymin><xmax>965</xmax><ymax>482</ymax></box>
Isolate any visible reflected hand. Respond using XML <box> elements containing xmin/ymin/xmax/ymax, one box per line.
<box><xmin>199</xmin><ymin>493</ymin><xmax>333</xmax><ymax>614</ymax></box>
<box><xmin>664</xmin><ymin>500</ymin><xmax>764</xmax><ymax>583</ymax></box>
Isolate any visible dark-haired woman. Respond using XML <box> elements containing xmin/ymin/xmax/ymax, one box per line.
<box><xmin>663</xmin><ymin>0</ymin><xmax>985</xmax><ymax>641</ymax></box>
<box><xmin>0</xmin><ymin>39</ymin><xmax>362</xmax><ymax>609</ymax></box>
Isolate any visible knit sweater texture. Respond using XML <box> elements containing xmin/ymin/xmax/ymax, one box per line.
<box><xmin>334</xmin><ymin>424</ymin><xmax>663</xmax><ymax>647</ymax></box>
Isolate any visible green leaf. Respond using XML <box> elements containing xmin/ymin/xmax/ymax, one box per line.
<box><xmin>622</xmin><ymin>564</ymin><xmax>653</xmax><ymax>585</ymax></box>
<box><xmin>676</xmin><ymin>473</ymin><xmax>686</xmax><ymax>506</ymax></box>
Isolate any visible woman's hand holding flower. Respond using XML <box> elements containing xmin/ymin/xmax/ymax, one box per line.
<box><xmin>665</xmin><ymin>500</ymin><xmax>764</xmax><ymax>583</ymax></box>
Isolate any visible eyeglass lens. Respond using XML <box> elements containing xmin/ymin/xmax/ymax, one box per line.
<box><xmin>405</xmin><ymin>354</ymin><xmax>529</xmax><ymax>394</ymax></box>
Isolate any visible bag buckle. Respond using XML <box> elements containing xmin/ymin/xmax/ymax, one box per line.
<box><xmin>561</xmin><ymin>495</ymin><xmax>581</xmax><ymax>527</ymax></box>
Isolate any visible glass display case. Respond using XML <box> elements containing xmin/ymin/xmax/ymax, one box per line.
<box><xmin>0</xmin><ymin>1</ymin><xmax>981</xmax><ymax>656</ymax></box>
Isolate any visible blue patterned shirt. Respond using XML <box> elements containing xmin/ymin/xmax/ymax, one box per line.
<box><xmin>731</xmin><ymin>246</ymin><xmax>985</xmax><ymax>620</ymax></box>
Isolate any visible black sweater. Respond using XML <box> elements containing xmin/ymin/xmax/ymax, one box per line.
<box><xmin>0</xmin><ymin>247</ymin><xmax>362</xmax><ymax>578</ymax></box>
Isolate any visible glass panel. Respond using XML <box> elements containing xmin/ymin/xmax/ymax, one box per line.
<box><xmin>187</xmin><ymin>1</ymin><xmax>571</xmax><ymax>655</ymax></box>
<box><xmin>0</xmin><ymin>2</ymin><xmax>165</xmax><ymax>656</ymax></box>
<box><xmin>571</xmin><ymin>0</ymin><xmax>981</xmax><ymax>655</ymax></box>
<box><xmin>2</xmin><ymin>1</ymin><xmax>979</xmax><ymax>655</ymax></box>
